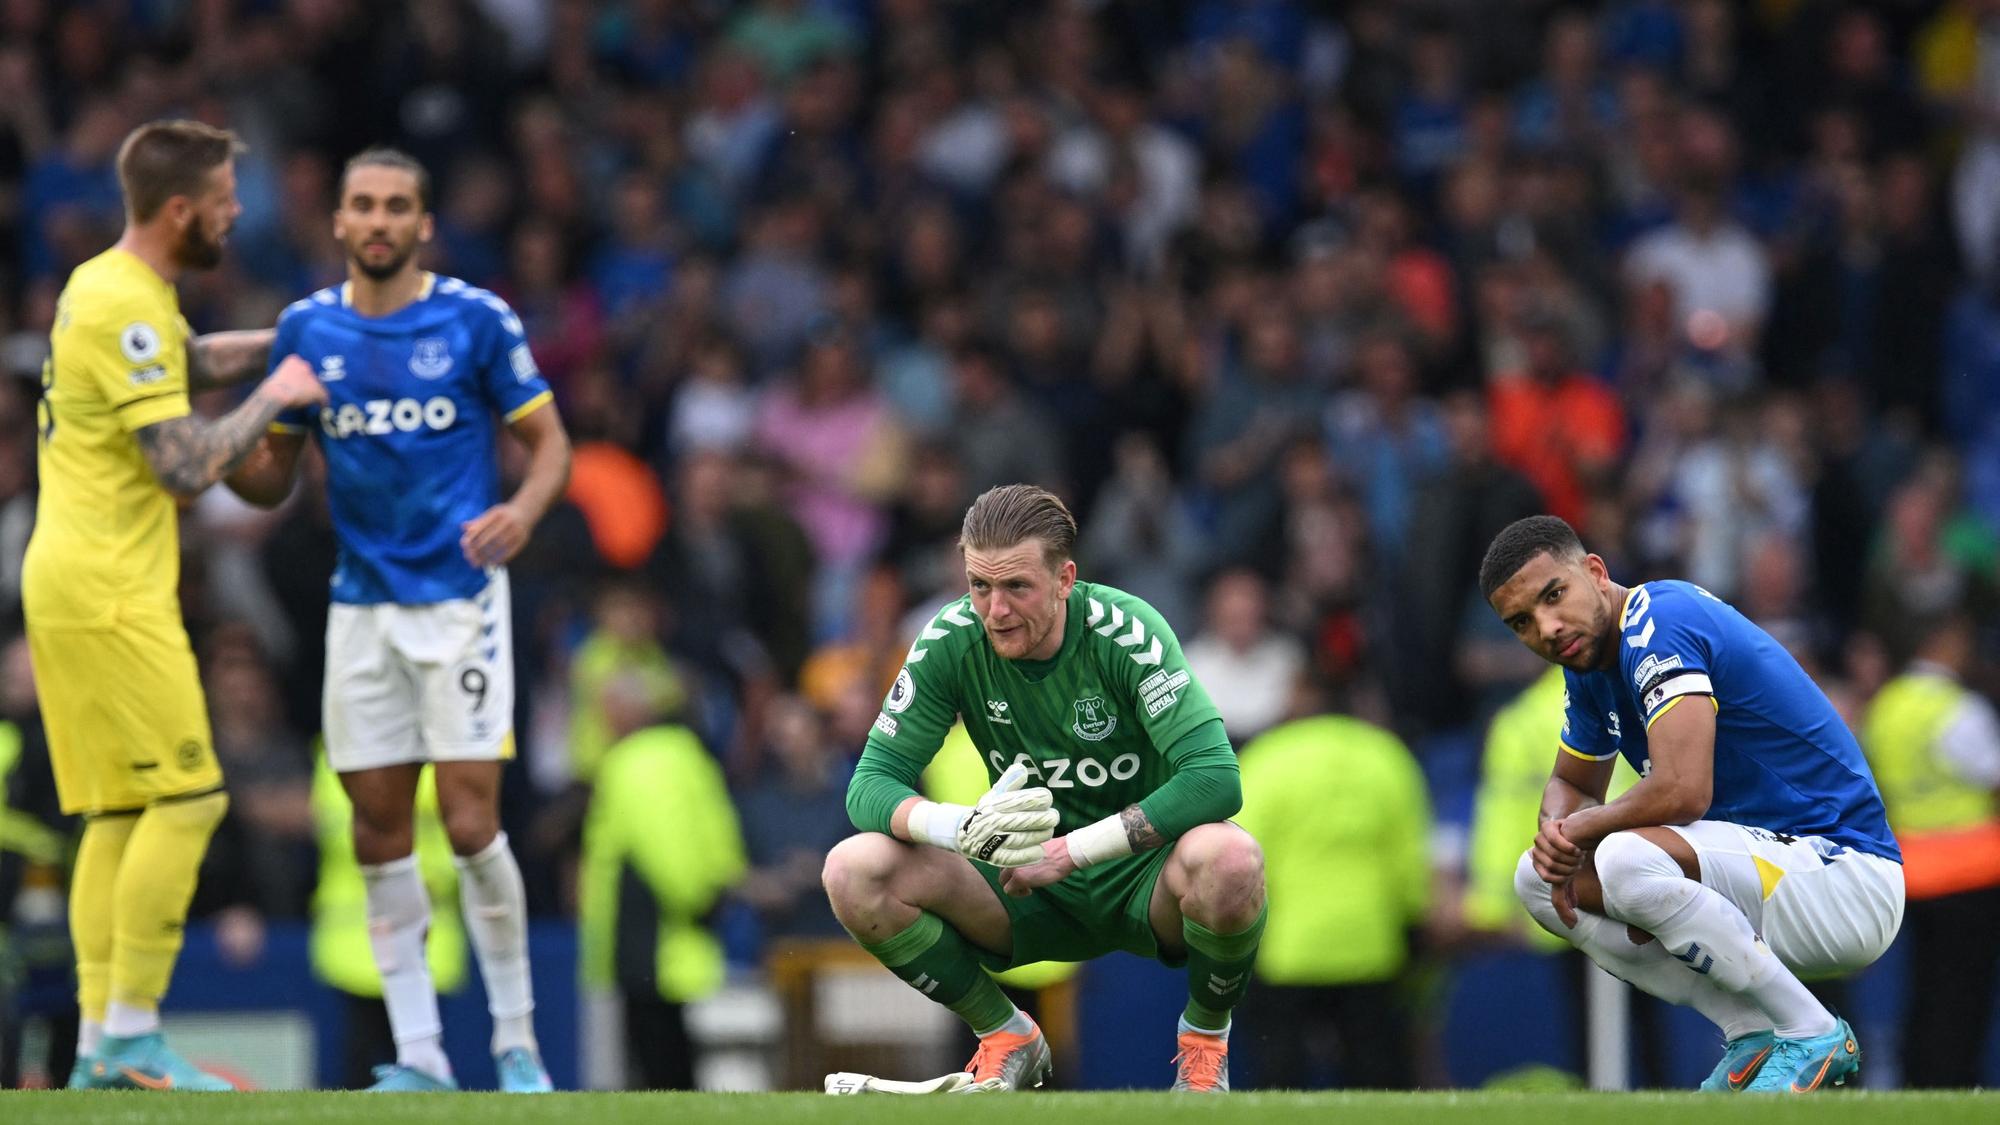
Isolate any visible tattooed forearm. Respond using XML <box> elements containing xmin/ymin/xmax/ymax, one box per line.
<box><xmin>1120</xmin><ymin>805</ymin><xmax>1167</xmax><ymax>853</ymax></box>
<box><xmin>187</xmin><ymin>329</ymin><xmax>276</xmax><ymax>390</ymax></box>
<box><xmin>135</xmin><ymin>392</ymin><xmax>287</xmax><ymax>497</ymax></box>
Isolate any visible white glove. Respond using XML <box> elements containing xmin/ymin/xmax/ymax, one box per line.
<box><xmin>955</xmin><ymin>764</ymin><xmax>1058</xmax><ymax>868</ymax></box>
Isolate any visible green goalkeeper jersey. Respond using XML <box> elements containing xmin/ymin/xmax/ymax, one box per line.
<box><xmin>850</xmin><ymin>581</ymin><xmax>1236</xmax><ymax>838</ymax></box>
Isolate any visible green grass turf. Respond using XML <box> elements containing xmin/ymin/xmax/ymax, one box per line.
<box><xmin>2</xmin><ymin>1091</ymin><xmax>1997</xmax><ymax>1125</ymax></box>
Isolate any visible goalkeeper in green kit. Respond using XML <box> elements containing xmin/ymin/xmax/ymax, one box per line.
<box><xmin>821</xmin><ymin>485</ymin><xmax>1266</xmax><ymax>1094</ymax></box>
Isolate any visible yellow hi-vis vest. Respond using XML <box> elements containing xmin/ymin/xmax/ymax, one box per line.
<box><xmin>1863</xmin><ymin>670</ymin><xmax>2000</xmax><ymax>899</ymax></box>
<box><xmin>580</xmin><ymin>724</ymin><xmax>745</xmax><ymax>1003</ymax></box>
<box><xmin>1237</xmin><ymin>713</ymin><xmax>1433</xmax><ymax>985</ymax></box>
<box><xmin>308</xmin><ymin>752</ymin><xmax>468</xmax><ymax>997</ymax></box>
<box><xmin>1466</xmin><ymin>669</ymin><xmax>1641</xmax><ymax>950</ymax></box>
<box><xmin>0</xmin><ymin>723</ymin><xmax>64</xmax><ymax>867</ymax></box>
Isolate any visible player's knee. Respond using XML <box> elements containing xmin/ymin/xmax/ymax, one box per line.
<box><xmin>1513</xmin><ymin>848</ymin><xmax>1550</xmax><ymax>908</ymax></box>
<box><xmin>1180</xmin><ymin>824</ymin><xmax>1263</xmax><ymax>887</ymax></box>
<box><xmin>441</xmin><ymin>802</ymin><xmax>499</xmax><ymax>857</ymax></box>
<box><xmin>1174</xmin><ymin>824</ymin><xmax>1264</xmax><ymax>924</ymax></box>
<box><xmin>351</xmin><ymin>804</ymin><xmax>415</xmax><ymax>863</ymax></box>
<box><xmin>821</xmin><ymin>833</ymin><xmax>904</xmax><ymax>909</ymax></box>
<box><xmin>1593</xmin><ymin>831</ymin><xmax>1680</xmax><ymax>919</ymax></box>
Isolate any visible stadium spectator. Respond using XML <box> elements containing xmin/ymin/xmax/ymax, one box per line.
<box><xmin>12</xmin><ymin>0</ymin><xmax>2000</xmax><ymax>1090</ymax></box>
<box><xmin>1184</xmin><ymin>568</ymin><xmax>1305</xmax><ymax>744</ymax></box>
<box><xmin>580</xmin><ymin>671</ymin><xmax>745</xmax><ymax>1090</ymax></box>
<box><xmin>731</xmin><ymin>694</ymin><xmax>852</xmax><ymax>942</ymax></box>
<box><xmin>1862</xmin><ymin>611</ymin><xmax>2000</xmax><ymax>1088</ymax></box>
<box><xmin>1235</xmin><ymin>679</ymin><xmax>1430</xmax><ymax>1089</ymax></box>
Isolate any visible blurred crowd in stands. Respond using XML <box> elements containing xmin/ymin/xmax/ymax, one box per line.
<box><xmin>3</xmin><ymin>0</ymin><xmax>2000</xmax><ymax>1089</ymax></box>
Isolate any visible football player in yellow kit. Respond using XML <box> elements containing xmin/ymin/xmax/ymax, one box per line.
<box><xmin>24</xmin><ymin>118</ymin><xmax>325</xmax><ymax>1090</ymax></box>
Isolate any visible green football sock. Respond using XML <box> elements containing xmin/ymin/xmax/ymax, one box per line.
<box><xmin>1182</xmin><ymin>904</ymin><xmax>1266</xmax><ymax>1032</ymax></box>
<box><xmin>859</xmin><ymin>911</ymin><xmax>1017</xmax><ymax>1035</ymax></box>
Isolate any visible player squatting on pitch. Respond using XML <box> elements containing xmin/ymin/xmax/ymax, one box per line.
<box><xmin>821</xmin><ymin>485</ymin><xmax>1265</xmax><ymax>1094</ymax></box>
<box><xmin>1482</xmin><ymin>515</ymin><xmax>1904</xmax><ymax>1094</ymax></box>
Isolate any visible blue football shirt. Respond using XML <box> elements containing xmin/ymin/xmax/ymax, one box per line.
<box><xmin>1561</xmin><ymin>580</ymin><xmax>1901</xmax><ymax>862</ymax></box>
<box><xmin>271</xmin><ymin>274</ymin><xmax>553</xmax><ymax>606</ymax></box>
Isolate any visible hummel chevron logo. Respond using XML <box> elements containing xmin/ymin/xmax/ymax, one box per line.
<box><xmin>1207</xmin><ymin>972</ymin><xmax>1245</xmax><ymax>995</ymax></box>
<box><xmin>1086</xmin><ymin>598</ymin><xmax>1166</xmax><ymax>664</ymax></box>
<box><xmin>1092</xmin><ymin>601</ymin><xmax>1126</xmax><ymax>635</ymax></box>
<box><xmin>912</xmin><ymin>973</ymin><xmax>941</xmax><ymax>996</ymax></box>
<box><xmin>908</xmin><ymin>602</ymin><xmax>980</xmax><ymax>663</ymax></box>
<box><xmin>1673</xmin><ymin>942</ymin><xmax>1714</xmax><ymax>975</ymax></box>
<box><xmin>1626</xmin><ymin>619</ymin><xmax>1656</xmax><ymax>648</ymax></box>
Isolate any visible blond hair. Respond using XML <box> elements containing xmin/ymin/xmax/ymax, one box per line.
<box><xmin>960</xmin><ymin>484</ymin><xmax>1077</xmax><ymax>570</ymax></box>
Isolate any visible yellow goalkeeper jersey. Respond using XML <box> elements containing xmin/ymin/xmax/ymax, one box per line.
<box><xmin>24</xmin><ymin>247</ymin><xmax>194</xmax><ymax>627</ymax></box>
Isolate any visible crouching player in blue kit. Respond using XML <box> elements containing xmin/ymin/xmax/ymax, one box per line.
<box><xmin>1481</xmin><ymin>517</ymin><xmax>1904</xmax><ymax>1093</ymax></box>
<box><xmin>227</xmin><ymin>148</ymin><xmax>572</xmax><ymax>1092</ymax></box>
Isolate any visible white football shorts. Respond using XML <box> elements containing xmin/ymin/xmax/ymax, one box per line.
<box><xmin>323</xmin><ymin>569</ymin><xmax>515</xmax><ymax>772</ymax></box>
<box><xmin>1666</xmin><ymin>819</ymin><xmax>1906</xmax><ymax>980</ymax></box>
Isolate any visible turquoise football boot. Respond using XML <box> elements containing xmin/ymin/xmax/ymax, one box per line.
<box><xmin>365</xmin><ymin>1063</ymin><xmax>460</xmax><ymax>1092</ymax></box>
<box><xmin>495</xmin><ymin>1047</ymin><xmax>553</xmax><ymax>1093</ymax></box>
<box><xmin>94</xmin><ymin>1033</ymin><xmax>235</xmax><ymax>1091</ymax></box>
<box><xmin>1699</xmin><ymin>1030</ymin><xmax>1777</xmax><ymax>1092</ymax></box>
<box><xmin>1743</xmin><ymin>1018</ymin><xmax>1861</xmax><ymax>1093</ymax></box>
<box><xmin>65</xmin><ymin>1055</ymin><xmax>99</xmax><ymax>1089</ymax></box>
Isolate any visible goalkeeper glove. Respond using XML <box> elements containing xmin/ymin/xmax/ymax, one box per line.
<box><xmin>906</xmin><ymin>764</ymin><xmax>1058</xmax><ymax>867</ymax></box>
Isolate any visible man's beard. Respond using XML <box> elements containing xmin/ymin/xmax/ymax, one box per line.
<box><xmin>173</xmin><ymin>214</ymin><xmax>226</xmax><ymax>270</ymax></box>
<box><xmin>351</xmin><ymin>240</ymin><xmax>415</xmax><ymax>280</ymax></box>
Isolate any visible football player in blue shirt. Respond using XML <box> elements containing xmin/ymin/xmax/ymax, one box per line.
<box><xmin>227</xmin><ymin>148</ymin><xmax>572</xmax><ymax>1093</ymax></box>
<box><xmin>1481</xmin><ymin>516</ymin><xmax>1904</xmax><ymax>1094</ymax></box>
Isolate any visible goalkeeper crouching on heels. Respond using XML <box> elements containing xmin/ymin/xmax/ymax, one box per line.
<box><xmin>821</xmin><ymin>485</ymin><xmax>1265</xmax><ymax>1093</ymax></box>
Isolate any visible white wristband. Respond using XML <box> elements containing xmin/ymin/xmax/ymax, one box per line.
<box><xmin>907</xmin><ymin>800</ymin><xmax>971</xmax><ymax>851</ymax></box>
<box><xmin>1065</xmin><ymin>813</ymin><xmax>1135</xmax><ymax>870</ymax></box>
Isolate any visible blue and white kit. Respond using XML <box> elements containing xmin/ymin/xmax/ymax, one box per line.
<box><xmin>272</xmin><ymin>274</ymin><xmax>553</xmax><ymax>770</ymax></box>
<box><xmin>1553</xmin><ymin>580</ymin><xmax>1905</xmax><ymax>976</ymax></box>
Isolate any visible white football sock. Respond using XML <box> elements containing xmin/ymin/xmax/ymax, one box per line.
<box><xmin>1177</xmin><ymin>1014</ymin><xmax>1230</xmax><ymax>1040</ymax></box>
<box><xmin>1595</xmin><ymin>832</ymin><xmax>1834</xmax><ymax>1039</ymax></box>
<box><xmin>975</xmin><ymin>1007</ymin><xmax>1034</xmax><ymax>1038</ymax></box>
<box><xmin>103</xmin><ymin>1001</ymin><xmax>159</xmax><ymax>1038</ymax></box>
<box><xmin>78</xmin><ymin>1019</ymin><xmax>105</xmax><ymax>1058</ymax></box>
<box><xmin>454</xmin><ymin>832</ymin><xmax>538</xmax><ymax>1055</ymax></box>
<box><xmin>362</xmin><ymin>854</ymin><xmax>453</xmax><ymax>1079</ymax></box>
<box><xmin>1515</xmin><ymin>851</ymin><xmax>1772</xmax><ymax>1041</ymax></box>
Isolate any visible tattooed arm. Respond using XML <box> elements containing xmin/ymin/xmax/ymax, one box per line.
<box><xmin>137</xmin><ymin>355</ymin><xmax>327</xmax><ymax>499</ymax></box>
<box><xmin>1120</xmin><ymin>805</ymin><xmax>1169</xmax><ymax>852</ymax></box>
<box><xmin>136</xmin><ymin>394</ymin><xmax>291</xmax><ymax>499</ymax></box>
<box><xmin>187</xmin><ymin>329</ymin><xmax>277</xmax><ymax>390</ymax></box>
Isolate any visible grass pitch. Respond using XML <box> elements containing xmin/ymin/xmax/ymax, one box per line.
<box><xmin>2</xmin><ymin>1090</ymin><xmax>1997</xmax><ymax>1125</ymax></box>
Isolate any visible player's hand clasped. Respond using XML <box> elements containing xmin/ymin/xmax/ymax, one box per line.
<box><xmin>461</xmin><ymin>501</ymin><xmax>535</xmax><ymax>567</ymax></box>
<box><xmin>998</xmin><ymin>836</ymin><xmax>1079</xmax><ymax>897</ymax></box>
<box><xmin>259</xmin><ymin>353</ymin><xmax>329</xmax><ymax>409</ymax></box>
<box><xmin>1533</xmin><ymin>816</ymin><xmax>1586</xmax><ymax>927</ymax></box>
<box><xmin>954</xmin><ymin>764</ymin><xmax>1058</xmax><ymax>868</ymax></box>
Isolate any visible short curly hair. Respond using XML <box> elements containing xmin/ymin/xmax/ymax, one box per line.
<box><xmin>1479</xmin><ymin>515</ymin><xmax>1586</xmax><ymax>600</ymax></box>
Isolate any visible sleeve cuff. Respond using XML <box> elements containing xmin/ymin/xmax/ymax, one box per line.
<box><xmin>503</xmin><ymin>389</ymin><xmax>554</xmax><ymax>424</ymax></box>
<box><xmin>115</xmin><ymin>394</ymin><xmax>191</xmax><ymax>432</ymax></box>
<box><xmin>1559</xmin><ymin>739</ymin><xmax>1618</xmax><ymax>762</ymax></box>
<box><xmin>1644</xmin><ymin>693</ymin><xmax>1719</xmax><ymax>730</ymax></box>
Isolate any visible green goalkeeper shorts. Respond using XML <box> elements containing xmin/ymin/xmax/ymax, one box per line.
<box><xmin>970</xmin><ymin>846</ymin><xmax>1182</xmax><ymax>970</ymax></box>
